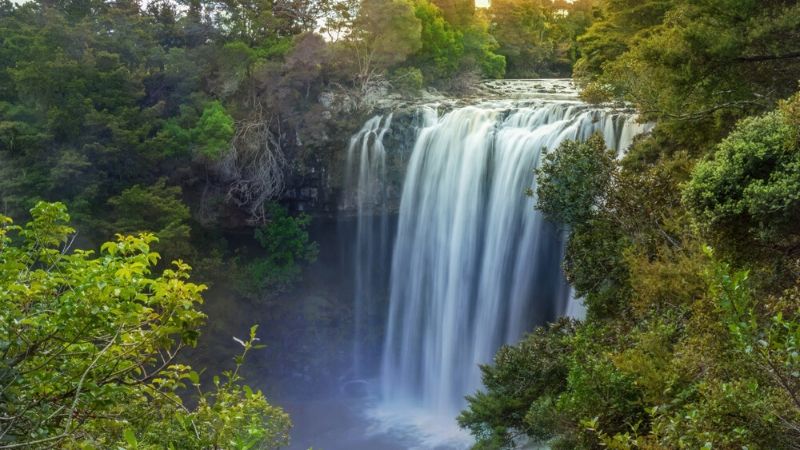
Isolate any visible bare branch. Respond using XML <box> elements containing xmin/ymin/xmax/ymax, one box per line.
<box><xmin>220</xmin><ymin>116</ymin><xmax>287</xmax><ymax>222</ymax></box>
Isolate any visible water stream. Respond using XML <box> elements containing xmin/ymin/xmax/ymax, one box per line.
<box><xmin>342</xmin><ymin>83</ymin><xmax>651</xmax><ymax>447</ymax></box>
<box><xmin>344</xmin><ymin>114</ymin><xmax>394</xmax><ymax>377</ymax></box>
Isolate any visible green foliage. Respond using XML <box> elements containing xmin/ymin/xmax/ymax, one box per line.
<box><xmin>565</xmin><ymin>218</ymin><xmax>631</xmax><ymax>319</ymax></box>
<box><xmin>430</xmin><ymin>0</ymin><xmax>474</xmax><ymax>28</ymax></box>
<box><xmin>533</xmin><ymin>135</ymin><xmax>633</xmax><ymax>318</ymax></box>
<box><xmin>536</xmin><ymin>137</ymin><xmax>694</xmax><ymax>320</ymax></box>
<box><xmin>578</xmin><ymin>81</ymin><xmax>614</xmax><ymax>104</ymax></box>
<box><xmin>216</xmin><ymin>0</ymin><xmax>314</xmax><ymax>46</ymax></box>
<box><xmin>468</xmin><ymin>79</ymin><xmax>800</xmax><ymax>450</ymax></box>
<box><xmin>460</xmin><ymin>18</ymin><xmax>506</xmax><ymax>79</ymax></box>
<box><xmin>464</xmin><ymin>3</ymin><xmax>800</xmax><ymax>450</ymax></box>
<box><xmin>535</xmin><ymin>134</ymin><xmax>617</xmax><ymax>227</ymax></box>
<box><xmin>159</xmin><ymin>100</ymin><xmax>235</xmax><ymax>160</ymax></box>
<box><xmin>0</xmin><ymin>2</ymin><xmax>159</xmax><ymax>219</ymax></box>
<box><xmin>338</xmin><ymin>0</ymin><xmax>506</xmax><ymax>89</ymax></box>
<box><xmin>461</xmin><ymin>246</ymin><xmax>800</xmax><ymax>449</ymax></box>
<box><xmin>558</xmin><ymin>322</ymin><xmax>648</xmax><ymax>445</ymax></box>
<box><xmin>458</xmin><ymin>319</ymin><xmax>576</xmax><ymax>448</ymax></box>
<box><xmin>107</xmin><ymin>179</ymin><xmax>192</xmax><ymax>262</ymax></box>
<box><xmin>239</xmin><ymin>203</ymin><xmax>319</xmax><ymax>298</ymax></box>
<box><xmin>459</xmin><ymin>320</ymin><xmax>649</xmax><ymax>450</ymax></box>
<box><xmin>196</xmin><ymin>101</ymin><xmax>237</xmax><ymax>159</ymax></box>
<box><xmin>574</xmin><ymin>0</ymin><xmax>674</xmax><ymax>81</ymax></box>
<box><xmin>317</xmin><ymin>0</ymin><xmax>359</xmax><ymax>42</ymax></box>
<box><xmin>487</xmin><ymin>0</ymin><xmax>593</xmax><ymax>78</ymax></box>
<box><xmin>577</xmin><ymin>0</ymin><xmax>800</xmax><ymax>144</ymax></box>
<box><xmin>0</xmin><ymin>202</ymin><xmax>290</xmax><ymax>448</ymax></box>
<box><xmin>475</xmin><ymin>47</ymin><xmax>507</xmax><ymax>79</ymax></box>
<box><xmin>684</xmin><ymin>96</ymin><xmax>800</xmax><ymax>256</ymax></box>
<box><xmin>410</xmin><ymin>0</ymin><xmax>464</xmax><ymax>80</ymax></box>
<box><xmin>641</xmin><ymin>256</ymin><xmax>800</xmax><ymax>449</ymax></box>
<box><xmin>0</xmin><ymin>0</ymin><xmax>336</xmax><ymax>290</ymax></box>
<box><xmin>390</xmin><ymin>66</ymin><xmax>425</xmax><ymax>95</ymax></box>
<box><xmin>352</xmin><ymin>0</ymin><xmax>423</xmax><ymax>77</ymax></box>
<box><xmin>4</xmin><ymin>2</ymin><xmax>800</xmax><ymax>448</ymax></box>
<box><xmin>158</xmin><ymin>115</ymin><xmax>196</xmax><ymax>157</ymax></box>
<box><xmin>624</xmin><ymin>242</ymin><xmax>708</xmax><ymax>316</ymax></box>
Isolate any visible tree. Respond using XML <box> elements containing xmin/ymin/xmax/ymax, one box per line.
<box><xmin>574</xmin><ymin>0</ymin><xmax>673</xmax><ymax>81</ymax></box>
<box><xmin>683</xmin><ymin>94</ymin><xmax>800</xmax><ymax>257</ymax></box>
<box><xmin>0</xmin><ymin>202</ymin><xmax>291</xmax><ymax>448</ymax></box>
<box><xmin>318</xmin><ymin>0</ymin><xmax>359</xmax><ymax>41</ymax></box>
<box><xmin>215</xmin><ymin>0</ymin><xmax>288</xmax><ymax>46</ymax></box>
<box><xmin>194</xmin><ymin>101</ymin><xmax>236</xmax><ymax>160</ymax></box>
<box><xmin>430</xmin><ymin>0</ymin><xmax>473</xmax><ymax>28</ymax></box>
<box><xmin>408</xmin><ymin>0</ymin><xmax>464</xmax><ymax>81</ymax></box>
<box><xmin>238</xmin><ymin>202</ymin><xmax>319</xmax><ymax>298</ymax></box>
<box><xmin>462</xmin><ymin>3</ymin><xmax>800</xmax><ymax>449</ymax></box>
<box><xmin>488</xmin><ymin>0</ymin><xmax>552</xmax><ymax>77</ymax></box>
<box><xmin>535</xmin><ymin>134</ymin><xmax>617</xmax><ymax>228</ymax></box>
<box><xmin>106</xmin><ymin>179</ymin><xmax>193</xmax><ymax>262</ymax></box>
<box><xmin>348</xmin><ymin>0</ymin><xmax>422</xmax><ymax>90</ymax></box>
<box><xmin>458</xmin><ymin>319</ymin><xmax>576</xmax><ymax>449</ymax></box>
<box><xmin>159</xmin><ymin>100</ymin><xmax>235</xmax><ymax>160</ymax></box>
<box><xmin>0</xmin><ymin>1</ymin><xmax>158</xmax><ymax>221</ymax></box>
<box><xmin>487</xmin><ymin>0</ymin><xmax>593</xmax><ymax>77</ymax></box>
<box><xmin>534</xmin><ymin>135</ymin><xmax>632</xmax><ymax>319</ymax></box>
<box><xmin>408</xmin><ymin>0</ymin><xmax>506</xmax><ymax>84</ymax></box>
<box><xmin>459</xmin><ymin>14</ymin><xmax>506</xmax><ymax>80</ymax></box>
<box><xmin>577</xmin><ymin>0</ymin><xmax>800</xmax><ymax>144</ymax></box>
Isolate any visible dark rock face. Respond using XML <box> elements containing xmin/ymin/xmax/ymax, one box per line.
<box><xmin>282</xmin><ymin>160</ymin><xmax>331</xmax><ymax>213</ymax></box>
<box><xmin>280</xmin><ymin>105</ymin><xmax>424</xmax><ymax>216</ymax></box>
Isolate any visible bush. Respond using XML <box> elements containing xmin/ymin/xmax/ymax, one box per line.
<box><xmin>107</xmin><ymin>178</ymin><xmax>192</xmax><ymax>262</ymax></box>
<box><xmin>535</xmin><ymin>134</ymin><xmax>617</xmax><ymax>228</ymax></box>
<box><xmin>458</xmin><ymin>319</ymin><xmax>576</xmax><ymax>448</ymax></box>
<box><xmin>0</xmin><ymin>202</ymin><xmax>291</xmax><ymax>448</ymax></box>
<box><xmin>683</xmin><ymin>95</ymin><xmax>800</xmax><ymax>255</ymax></box>
<box><xmin>579</xmin><ymin>81</ymin><xmax>614</xmax><ymax>105</ymax></box>
<box><xmin>390</xmin><ymin>66</ymin><xmax>425</xmax><ymax>95</ymax></box>
<box><xmin>238</xmin><ymin>203</ymin><xmax>319</xmax><ymax>298</ymax></box>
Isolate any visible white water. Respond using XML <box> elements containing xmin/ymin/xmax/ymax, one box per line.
<box><xmin>344</xmin><ymin>114</ymin><xmax>393</xmax><ymax>377</ymax></box>
<box><xmin>344</xmin><ymin>91</ymin><xmax>650</xmax><ymax>446</ymax></box>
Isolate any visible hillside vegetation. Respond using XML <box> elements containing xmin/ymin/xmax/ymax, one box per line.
<box><xmin>460</xmin><ymin>1</ymin><xmax>800</xmax><ymax>449</ymax></box>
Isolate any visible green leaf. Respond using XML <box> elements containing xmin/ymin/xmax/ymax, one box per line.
<box><xmin>123</xmin><ymin>428</ymin><xmax>138</xmax><ymax>448</ymax></box>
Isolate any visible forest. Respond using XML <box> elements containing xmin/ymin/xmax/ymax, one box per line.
<box><xmin>1</xmin><ymin>0</ymin><xmax>800</xmax><ymax>448</ymax></box>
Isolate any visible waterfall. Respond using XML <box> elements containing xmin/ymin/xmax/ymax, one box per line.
<box><xmin>344</xmin><ymin>93</ymin><xmax>649</xmax><ymax>437</ymax></box>
<box><xmin>343</xmin><ymin>114</ymin><xmax>393</xmax><ymax>377</ymax></box>
<box><xmin>380</xmin><ymin>102</ymin><xmax>645</xmax><ymax>416</ymax></box>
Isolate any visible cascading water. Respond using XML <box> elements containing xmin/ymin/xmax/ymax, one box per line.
<box><xmin>343</xmin><ymin>114</ymin><xmax>393</xmax><ymax>377</ymax></box>
<box><xmin>344</xmin><ymin>85</ymin><xmax>651</xmax><ymax>446</ymax></box>
<box><xmin>380</xmin><ymin>101</ymin><xmax>648</xmax><ymax>417</ymax></box>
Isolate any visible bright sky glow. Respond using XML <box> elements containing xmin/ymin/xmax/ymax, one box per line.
<box><xmin>475</xmin><ymin>0</ymin><xmax>490</xmax><ymax>7</ymax></box>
